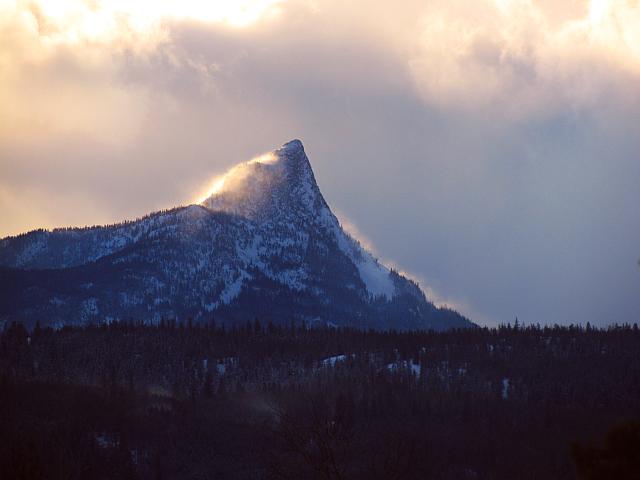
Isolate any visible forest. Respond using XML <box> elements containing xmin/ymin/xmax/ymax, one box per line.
<box><xmin>1</xmin><ymin>319</ymin><xmax>640</xmax><ymax>479</ymax></box>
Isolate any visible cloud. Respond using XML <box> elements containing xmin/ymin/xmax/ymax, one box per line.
<box><xmin>410</xmin><ymin>0</ymin><xmax>640</xmax><ymax>115</ymax></box>
<box><xmin>0</xmin><ymin>0</ymin><xmax>639</xmax><ymax>327</ymax></box>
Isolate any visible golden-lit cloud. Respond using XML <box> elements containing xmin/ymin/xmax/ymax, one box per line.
<box><xmin>0</xmin><ymin>0</ymin><xmax>285</xmax><ymax>147</ymax></box>
<box><xmin>11</xmin><ymin>0</ymin><xmax>284</xmax><ymax>46</ymax></box>
<box><xmin>2</xmin><ymin>0</ymin><xmax>638</xmax><ymax>149</ymax></box>
<box><xmin>409</xmin><ymin>0</ymin><xmax>640</xmax><ymax>113</ymax></box>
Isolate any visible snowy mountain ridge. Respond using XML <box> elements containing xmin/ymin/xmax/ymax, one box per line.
<box><xmin>201</xmin><ymin>139</ymin><xmax>394</xmax><ymax>300</ymax></box>
<box><xmin>0</xmin><ymin>140</ymin><xmax>472</xmax><ymax>331</ymax></box>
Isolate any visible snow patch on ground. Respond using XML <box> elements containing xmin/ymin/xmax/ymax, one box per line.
<box><xmin>502</xmin><ymin>378</ymin><xmax>510</xmax><ymax>399</ymax></box>
<box><xmin>321</xmin><ymin>354</ymin><xmax>348</xmax><ymax>366</ymax></box>
<box><xmin>272</xmin><ymin>267</ymin><xmax>308</xmax><ymax>291</ymax></box>
<box><xmin>317</xmin><ymin>205</ymin><xmax>395</xmax><ymax>299</ymax></box>
<box><xmin>386</xmin><ymin>360</ymin><xmax>421</xmax><ymax>376</ymax></box>
<box><xmin>217</xmin><ymin>270</ymin><xmax>251</xmax><ymax>306</ymax></box>
<box><xmin>356</xmin><ymin>254</ymin><xmax>395</xmax><ymax>299</ymax></box>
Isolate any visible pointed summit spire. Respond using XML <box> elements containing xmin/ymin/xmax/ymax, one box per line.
<box><xmin>200</xmin><ymin>139</ymin><xmax>324</xmax><ymax>222</ymax></box>
<box><xmin>280</xmin><ymin>139</ymin><xmax>304</xmax><ymax>152</ymax></box>
<box><xmin>274</xmin><ymin>139</ymin><xmax>315</xmax><ymax>185</ymax></box>
<box><xmin>273</xmin><ymin>139</ymin><xmax>310</xmax><ymax>172</ymax></box>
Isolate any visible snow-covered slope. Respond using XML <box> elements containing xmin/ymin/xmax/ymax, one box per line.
<box><xmin>201</xmin><ymin>139</ymin><xmax>395</xmax><ymax>301</ymax></box>
<box><xmin>0</xmin><ymin>140</ymin><xmax>472</xmax><ymax>331</ymax></box>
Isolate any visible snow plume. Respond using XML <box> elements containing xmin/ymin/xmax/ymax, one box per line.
<box><xmin>335</xmin><ymin>209</ymin><xmax>482</xmax><ymax>321</ymax></box>
<box><xmin>196</xmin><ymin>151</ymin><xmax>280</xmax><ymax>208</ymax></box>
<box><xmin>334</xmin><ymin>211</ymin><xmax>378</xmax><ymax>257</ymax></box>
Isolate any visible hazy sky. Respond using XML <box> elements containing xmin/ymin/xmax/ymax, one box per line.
<box><xmin>1</xmin><ymin>0</ymin><xmax>639</xmax><ymax>326</ymax></box>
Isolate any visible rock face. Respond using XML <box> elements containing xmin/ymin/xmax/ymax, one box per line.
<box><xmin>0</xmin><ymin>140</ymin><xmax>473</xmax><ymax>330</ymax></box>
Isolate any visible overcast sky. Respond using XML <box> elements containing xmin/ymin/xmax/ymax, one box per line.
<box><xmin>1</xmin><ymin>0</ymin><xmax>639</xmax><ymax>326</ymax></box>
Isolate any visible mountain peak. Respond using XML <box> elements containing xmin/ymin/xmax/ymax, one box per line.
<box><xmin>0</xmin><ymin>137</ymin><xmax>473</xmax><ymax>330</ymax></box>
<box><xmin>274</xmin><ymin>139</ymin><xmax>313</xmax><ymax>176</ymax></box>
<box><xmin>280</xmin><ymin>138</ymin><xmax>304</xmax><ymax>152</ymax></box>
<box><xmin>200</xmin><ymin>139</ymin><xmax>321</xmax><ymax>221</ymax></box>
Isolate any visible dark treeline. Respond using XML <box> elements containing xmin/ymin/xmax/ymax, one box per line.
<box><xmin>2</xmin><ymin>320</ymin><xmax>640</xmax><ymax>479</ymax></box>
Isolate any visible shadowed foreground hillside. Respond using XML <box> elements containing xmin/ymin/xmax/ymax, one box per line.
<box><xmin>2</xmin><ymin>321</ymin><xmax>640</xmax><ymax>479</ymax></box>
